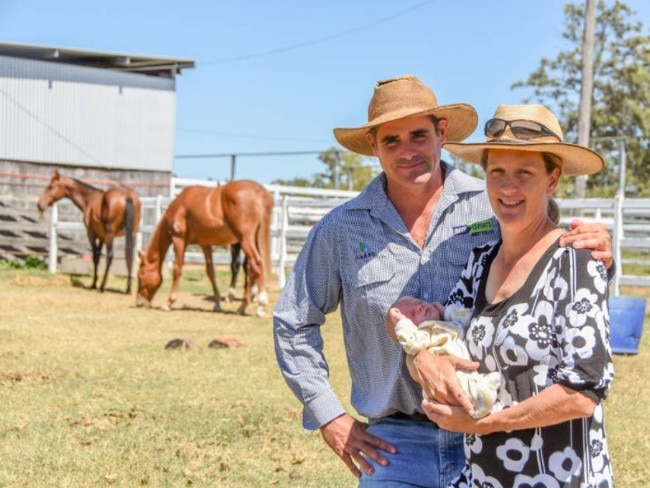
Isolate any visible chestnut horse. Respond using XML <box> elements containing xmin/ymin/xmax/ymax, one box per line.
<box><xmin>135</xmin><ymin>180</ymin><xmax>273</xmax><ymax>316</ymax></box>
<box><xmin>37</xmin><ymin>169</ymin><xmax>142</xmax><ymax>294</ymax></box>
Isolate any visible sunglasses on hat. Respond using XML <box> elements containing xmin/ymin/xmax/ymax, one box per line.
<box><xmin>484</xmin><ymin>118</ymin><xmax>561</xmax><ymax>141</ymax></box>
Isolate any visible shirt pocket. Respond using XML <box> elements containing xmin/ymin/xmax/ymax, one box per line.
<box><xmin>351</xmin><ymin>246</ymin><xmax>397</xmax><ymax>307</ymax></box>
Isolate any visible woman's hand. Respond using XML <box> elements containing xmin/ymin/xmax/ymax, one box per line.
<box><xmin>407</xmin><ymin>351</ymin><xmax>478</xmax><ymax>416</ymax></box>
<box><xmin>560</xmin><ymin>219</ymin><xmax>613</xmax><ymax>269</ymax></box>
<box><xmin>421</xmin><ymin>398</ymin><xmax>483</xmax><ymax>434</ymax></box>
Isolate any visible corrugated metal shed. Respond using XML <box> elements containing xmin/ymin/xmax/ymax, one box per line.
<box><xmin>0</xmin><ymin>41</ymin><xmax>195</xmax><ymax>172</ymax></box>
<box><xmin>0</xmin><ymin>41</ymin><xmax>194</xmax><ymax>77</ymax></box>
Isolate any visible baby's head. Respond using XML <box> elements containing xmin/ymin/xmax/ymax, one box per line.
<box><xmin>394</xmin><ymin>296</ymin><xmax>439</xmax><ymax>324</ymax></box>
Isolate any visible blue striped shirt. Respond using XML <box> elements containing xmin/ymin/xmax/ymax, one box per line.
<box><xmin>273</xmin><ymin>162</ymin><xmax>500</xmax><ymax>430</ymax></box>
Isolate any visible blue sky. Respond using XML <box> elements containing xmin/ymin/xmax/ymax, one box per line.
<box><xmin>2</xmin><ymin>0</ymin><xmax>648</xmax><ymax>184</ymax></box>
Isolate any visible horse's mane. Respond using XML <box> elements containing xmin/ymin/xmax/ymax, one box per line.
<box><xmin>72</xmin><ymin>178</ymin><xmax>103</xmax><ymax>192</ymax></box>
<box><xmin>144</xmin><ymin>209</ymin><xmax>173</xmax><ymax>270</ymax></box>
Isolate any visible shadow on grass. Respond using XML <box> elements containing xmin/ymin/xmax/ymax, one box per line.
<box><xmin>68</xmin><ymin>275</ymin><xmax>131</xmax><ymax>296</ymax></box>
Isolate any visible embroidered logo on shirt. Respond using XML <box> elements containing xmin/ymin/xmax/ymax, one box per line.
<box><xmin>468</xmin><ymin>219</ymin><xmax>494</xmax><ymax>235</ymax></box>
<box><xmin>356</xmin><ymin>241</ymin><xmax>376</xmax><ymax>260</ymax></box>
<box><xmin>453</xmin><ymin>219</ymin><xmax>495</xmax><ymax>236</ymax></box>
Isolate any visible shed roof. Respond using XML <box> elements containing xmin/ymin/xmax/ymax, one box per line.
<box><xmin>0</xmin><ymin>41</ymin><xmax>195</xmax><ymax>78</ymax></box>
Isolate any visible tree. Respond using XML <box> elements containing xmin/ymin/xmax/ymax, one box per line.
<box><xmin>270</xmin><ymin>147</ymin><xmax>379</xmax><ymax>190</ymax></box>
<box><xmin>269</xmin><ymin>176</ymin><xmax>312</xmax><ymax>187</ymax></box>
<box><xmin>446</xmin><ymin>153</ymin><xmax>485</xmax><ymax>180</ymax></box>
<box><xmin>315</xmin><ymin>147</ymin><xmax>379</xmax><ymax>191</ymax></box>
<box><xmin>512</xmin><ymin>0</ymin><xmax>650</xmax><ymax>197</ymax></box>
<box><xmin>575</xmin><ymin>0</ymin><xmax>596</xmax><ymax>199</ymax></box>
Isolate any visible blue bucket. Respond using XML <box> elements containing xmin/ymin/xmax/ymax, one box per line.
<box><xmin>608</xmin><ymin>296</ymin><xmax>647</xmax><ymax>354</ymax></box>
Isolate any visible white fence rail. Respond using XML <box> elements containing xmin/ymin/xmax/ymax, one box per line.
<box><xmin>46</xmin><ymin>184</ymin><xmax>356</xmax><ymax>288</ymax></box>
<box><xmin>46</xmin><ymin>185</ymin><xmax>650</xmax><ymax>291</ymax></box>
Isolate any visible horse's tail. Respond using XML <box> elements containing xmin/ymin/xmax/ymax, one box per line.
<box><xmin>257</xmin><ymin>191</ymin><xmax>274</xmax><ymax>282</ymax></box>
<box><xmin>124</xmin><ymin>197</ymin><xmax>135</xmax><ymax>262</ymax></box>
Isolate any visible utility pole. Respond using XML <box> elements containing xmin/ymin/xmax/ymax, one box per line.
<box><xmin>575</xmin><ymin>0</ymin><xmax>596</xmax><ymax>199</ymax></box>
<box><xmin>333</xmin><ymin>150</ymin><xmax>341</xmax><ymax>189</ymax></box>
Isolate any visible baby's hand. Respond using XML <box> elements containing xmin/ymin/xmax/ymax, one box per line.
<box><xmin>388</xmin><ymin>306</ymin><xmax>407</xmax><ymax>326</ymax></box>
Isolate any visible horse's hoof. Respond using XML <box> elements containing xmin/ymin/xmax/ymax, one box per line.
<box><xmin>161</xmin><ymin>304</ymin><xmax>171</xmax><ymax>312</ymax></box>
<box><xmin>212</xmin><ymin>303</ymin><xmax>222</xmax><ymax>313</ymax></box>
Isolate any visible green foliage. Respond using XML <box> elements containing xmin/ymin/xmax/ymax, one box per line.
<box><xmin>315</xmin><ymin>147</ymin><xmax>380</xmax><ymax>191</ymax></box>
<box><xmin>446</xmin><ymin>153</ymin><xmax>486</xmax><ymax>179</ymax></box>
<box><xmin>0</xmin><ymin>256</ymin><xmax>46</xmax><ymax>270</ymax></box>
<box><xmin>272</xmin><ymin>147</ymin><xmax>380</xmax><ymax>191</ymax></box>
<box><xmin>512</xmin><ymin>0</ymin><xmax>650</xmax><ymax>197</ymax></box>
<box><xmin>269</xmin><ymin>176</ymin><xmax>313</xmax><ymax>187</ymax></box>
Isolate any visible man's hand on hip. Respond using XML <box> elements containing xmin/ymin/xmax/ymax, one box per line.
<box><xmin>320</xmin><ymin>413</ymin><xmax>396</xmax><ymax>478</ymax></box>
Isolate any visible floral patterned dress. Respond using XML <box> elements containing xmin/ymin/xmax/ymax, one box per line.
<box><xmin>445</xmin><ymin>238</ymin><xmax>614</xmax><ymax>488</ymax></box>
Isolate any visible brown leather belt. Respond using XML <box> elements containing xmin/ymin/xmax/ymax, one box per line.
<box><xmin>388</xmin><ymin>411</ymin><xmax>430</xmax><ymax>422</ymax></box>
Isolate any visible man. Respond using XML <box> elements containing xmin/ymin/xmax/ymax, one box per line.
<box><xmin>273</xmin><ymin>75</ymin><xmax>612</xmax><ymax>487</ymax></box>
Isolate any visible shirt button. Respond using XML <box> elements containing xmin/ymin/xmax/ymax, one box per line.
<box><xmin>423</xmin><ymin>293</ymin><xmax>430</xmax><ymax>300</ymax></box>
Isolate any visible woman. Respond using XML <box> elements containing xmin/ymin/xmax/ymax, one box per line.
<box><xmin>422</xmin><ymin>104</ymin><xmax>614</xmax><ymax>487</ymax></box>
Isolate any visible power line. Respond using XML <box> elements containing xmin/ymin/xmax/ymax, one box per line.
<box><xmin>176</xmin><ymin>150</ymin><xmax>327</xmax><ymax>159</ymax></box>
<box><xmin>176</xmin><ymin>126</ymin><xmax>331</xmax><ymax>144</ymax></box>
<box><xmin>199</xmin><ymin>0</ymin><xmax>437</xmax><ymax>66</ymax></box>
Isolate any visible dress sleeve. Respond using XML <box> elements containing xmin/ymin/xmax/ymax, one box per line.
<box><xmin>552</xmin><ymin>248</ymin><xmax>614</xmax><ymax>402</ymax></box>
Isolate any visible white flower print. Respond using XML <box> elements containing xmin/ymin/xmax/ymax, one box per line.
<box><xmin>566</xmin><ymin>288</ymin><xmax>599</xmax><ymax>328</ymax></box>
<box><xmin>496</xmin><ymin>438</ymin><xmax>530</xmax><ymax>472</ymax></box>
<box><xmin>531</xmin><ymin>364</ymin><xmax>552</xmax><ymax>389</ymax></box>
<box><xmin>467</xmin><ymin>316</ymin><xmax>496</xmax><ymax>360</ymax></box>
<box><xmin>546</xmin><ymin>270</ymin><xmax>569</xmax><ymax>303</ymax></box>
<box><xmin>513</xmin><ymin>473</ymin><xmax>561</xmax><ymax>488</ymax></box>
<box><xmin>497</xmin><ymin>335</ymin><xmax>529</xmax><ymax>367</ymax></box>
<box><xmin>468</xmin><ymin>464</ymin><xmax>504</xmax><ymax>488</ymax></box>
<box><xmin>447</xmin><ymin>244</ymin><xmax>613</xmax><ymax>487</ymax></box>
<box><xmin>530</xmin><ymin>431</ymin><xmax>543</xmax><ymax>451</ymax></box>
<box><xmin>465</xmin><ymin>432</ymin><xmax>483</xmax><ymax>455</ymax></box>
<box><xmin>532</xmin><ymin>299</ymin><xmax>555</xmax><ymax>325</ymax></box>
<box><xmin>501</xmin><ymin>304</ymin><xmax>531</xmax><ymax>333</ymax></box>
<box><xmin>589</xmin><ymin>410</ymin><xmax>609</xmax><ymax>473</ymax></box>
<box><xmin>593</xmin><ymin>466</ymin><xmax>614</xmax><ymax>487</ymax></box>
<box><xmin>587</xmin><ymin>260</ymin><xmax>608</xmax><ymax>294</ymax></box>
<box><xmin>565</xmin><ymin>326</ymin><xmax>597</xmax><ymax>360</ymax></box>
<box><xmin>549</xmin><ymin>446</ymin><xmax>582</xmax><ymax>480</ymax></box>
<box><xmin>523</xmin><ymin>309</ymin><xmax>556</xmax><ymax>360</ymax></box>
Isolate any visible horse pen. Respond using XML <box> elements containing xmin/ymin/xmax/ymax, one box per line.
<box><xmin>2</xmin><ymin>182</ymin><xmax>650</xmax><ymax>486</ymax></box>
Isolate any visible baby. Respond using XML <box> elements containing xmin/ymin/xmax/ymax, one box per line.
<box><xmin>387</xmin><ymin>296</ymin><xmax>501</xmax><ymax>419</ymax></box>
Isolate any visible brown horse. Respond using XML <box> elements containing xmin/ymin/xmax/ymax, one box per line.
<box><xmin>135</xmin><ymin>180</ymin><xmax>274</xmax><ymax>317</ymax></box>
<box><xmin>37</xmin><ymin>169</ymin><xmax>142</xmax><ymax>294</ymax></box>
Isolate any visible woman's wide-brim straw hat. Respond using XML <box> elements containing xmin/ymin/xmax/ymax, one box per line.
<box><xmin>333</xmin><ymin>75</ymin><xmax>478</xmax><ymax>156</ymax></box>
<box><xmin>443</xmin><ymin>104</ymin><xmax>604</xmax><ymax>176</ymax></box>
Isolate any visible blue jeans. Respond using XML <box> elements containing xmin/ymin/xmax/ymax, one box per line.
<box><xmin>358</xmin><ymin>417</ymin><xmax>464</xmax><ymax>488</ymax></box>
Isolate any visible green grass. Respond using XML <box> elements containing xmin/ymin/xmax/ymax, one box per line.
<box><xmin>0</xmin><ymin>267</ymin><xmax>648</xmax><ymax>487</ymax></box>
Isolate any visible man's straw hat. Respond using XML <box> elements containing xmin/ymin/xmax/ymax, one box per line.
<box><xmin>443</xmin><ymin>104</ymin><xmax>604</xmax><ymax>176</ymax></box>
<box><xmin>333</xmin><ymin>75</ymin><xmax>478</xmax><ymax>156</ymax></box>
